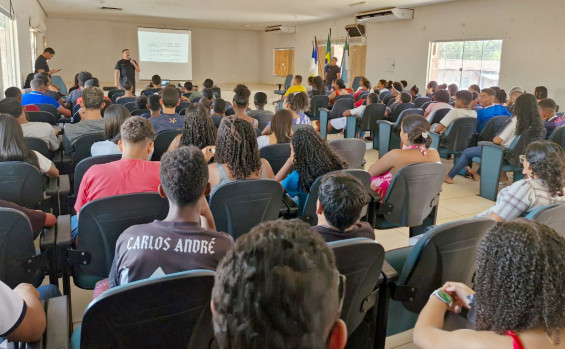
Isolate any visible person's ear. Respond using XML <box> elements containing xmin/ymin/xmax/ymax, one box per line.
<box><xmin>118</xmin><ymin>139</ymin><xmax>123</xmax><ymax>152</ymax></box>
<box><xmin>158</xmin><ymin>184</ymin><xmax>167</xmax><ymax>199</ymax></box>
<box><xmin>204</xmin><ymin>182</ymin><xmax>211</xmax><ymax>196</ymax></box>
<box><xmin>148</xmin><ymin>141</ymin><xmax>154</xmax><ymax>154</ymax></box>
<box><xmin>328</xmin><ymin>319</ymin><xmax>347</xmax><ymax>349</ymax></box>
<box><xmin>316</xmin><ymin>199</ymin><xmax>323</xmax><ymax>215</ymax></box>
<box><xmin>210</xmin><ymin>300</ymin><xmax>215</xmax><ymax>315</ymax></box>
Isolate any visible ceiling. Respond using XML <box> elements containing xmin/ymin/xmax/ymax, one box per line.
<box><xmin>37</xmin><ymin>0</ymin><xmax>458</xmax><ymax>30</ymax></box>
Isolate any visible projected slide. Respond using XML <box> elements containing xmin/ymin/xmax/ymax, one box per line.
<box><xmin>137</xmin><ymin>27</ymin><xmax>193</xmax><ymax>80</ymax></box>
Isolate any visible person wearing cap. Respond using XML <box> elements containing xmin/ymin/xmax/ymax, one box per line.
<box><xmin>506</xmin><ymin>86</ymin><xmax>524</xmax><ymax>113</ymax></box>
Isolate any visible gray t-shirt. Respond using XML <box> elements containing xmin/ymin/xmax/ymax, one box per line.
<box><xmin>64</xmin><ymin>118</ymin><xmax>105</xmax><ymax>150</ymax></box>
<box><xmin>21</xmin><ymin>122</ymin><xmax>60</xmax><ymax>151</ymax></box>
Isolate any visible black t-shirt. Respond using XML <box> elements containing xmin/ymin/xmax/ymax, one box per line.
<box><xmin>115</xmin><ymin>59</ymin><xmax>137</xmax><ymax>86</ymax></box>
<box><xmin>109</xmin><ymin>220</ymin><xmax>234</xmax><ymax>287</ymax></box>
<box><xmin>34</xmin><ymin>55</ymin><xmax>49</xmax><ymax>73</ymax></box>
<box><xmin>312</xmin><ymin>221</ymin><xmax>375</xmax><ymax>243</ymax></box>
<box><xmin>325</xmin><ymin>65</ymin><xmax>341</xmax><ymax>84</ymax></box>
<box><xmin>142</xmin><ymin>88</ymin><xmax>161</xmax><ymax>96</ymax></box>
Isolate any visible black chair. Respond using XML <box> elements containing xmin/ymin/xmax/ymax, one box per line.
<box><xmin>378</xmin><ymin>108</ymin><xmax>424</xmax><ymax>156</ymax></box>
<box><xmin>329</xmin><ymin>238</ymin><xmax>385</xmax><ymax>342</ymax></box>
<box><xmin>73</xmin><ymin>154</ymin><xmax>122</xmax><ymax>194</ymax></box>
<box><xmin>335</xmin><ymin>94</ymin><xmax>354</xmax><ymax>103</ymax></box>
<box><xmin>549</xmin><ymin>125</ymin><xmax>565</xmax><ymax>149</ymax></box>
<box><xmin>209</xmin><ymin>179</ymin><xmax>283</xmax><ymax>239</ymax></box>
<box><xmin>254</xmin><ymin>128</ymin><xmax>262</xmax><ymax>138</ymax></box>
<box><xmin>131</xmin><ymin>108</ymin><xmax>150</xmax><ymax>116</ymax></box>
<box><xmin>211</xmin><ymin>115</ymin><xmax>223</xmax><ymax>128</ymax></box>
<box><xmin>477</xmin><ymin>115</ymin><xmax>510</xmax><ymax>143</ymax></box>
<box><xmin>329</xmin><ymin>138</ymin><xmax>366</xmax><ymax>169</ymax></box>
<box><xmin>525</xmin><ymin>204</ymin><xmax>565</xmax><ymax>238</ymax></box>
<box><xmin>72</xmin><ymin>270</ymin><xmax>215</xmax><ymax>349</ymax></box>
<box><xmin>386</xmin><ymin>97</ymin><xmax>397</xmax><ymax>108</ymax></box>
<box><xmin>307</xmin><ymin>95</ymin><xmax>330</xmax><ymax>120</ymax></box>
<box><xmin>274</xmin><ymin>74</ymin><xmax>293</xmax><ymax>97</ymax></box>
<box><xmin>252</xmin><ymin>113</ymin><xmax>274</xmax><ymax>131</ymax></box>
<box><xmin>384</xmin><ymin>218</ymin><xmax>494</xmax><ymax>335</ymax></box>
<box><xmin>351</xmin><ymin>76</ymin><xmax>363</xmax><ymax>91</ymax></box>
<box><xmin>381</xmin><ymin>94</ymin><xmax>395</xmax><ymax>106</ymax></box>
<box><xmin>378</xmin><ymin>91</ymin><xmax>391</xmax><ymax>103</ymax></box>
<box><xmin>319</xmin><ymin>98</ymin><xmax>355</xmax><ymax>140</ymax></box>
<box><xmin>0</xmin><ymin>162</ymin><xmax>44</xmax><ymax>208</ymax></box>
<box><xmin>108</xmin><ymin>89</ymin><xmax>125</xmax><ymax>103</ymax></box>
<box><xmin>347</xmin><ymin>103</ymin><xmax>387</xmax><ymax>149</ymax></box>
<box><xmin>123</xmin><ymin>102</ymin><xmax>137</xmax><ymax>112</ymax></box>
<box><xmin>437</xmin><ymin>117</ymin><xmax>478</xmax><ymax>161</ymax></box>
<box><xmin>152</xmin><ymin>130</ymin><xmax>182</xmax><ymax>161</ymax></box>
<box><xmin>26</xmin><ymin>110</ymin><xmax>57</xmax><ymax>125</ymax></box>
<box><xmin>413</xmin><ymin>97</ymin><xmax>430</xmax><ymax>109</ymax></box>
<box><xmin>388</xmin><ymin>103</ymin><xmax>415</xmax><ymax>123</ymax></box>
<box><xmin>191</xmin><ymin>96</ymin><xmax>202</xmax><ymax>104</ymax></box>
<box><xmin>176</xmin><ymin>101</ymin><xmax>190</xmax><ymax>114</ymax></box>
<box><xmin>71</xmin><ymin>133</ymin><xmax>104</xmax><ymax>165</ymax></box>
<box><xmin>36</xmin><ymin>103</ymin><xmax>60</xmax><ymax>117</ymax></box>
<box><xmin>26</xmin><ymin>137</ymin><xmax>51</xmax><ymax>159</ymax></box>
<box><xmin>0</xmin><ymin>208</ymin><xmax>47</xmax><ymax>288</ymax></box>
<box><xmin>260</xmin><ymin>143</ymin><xmax>291</xmax><ymax>174</ymax></box>
<box><xmin>116</xmin><ymin>96</ymin><xmax>136</xmax><ymax>106</ymax></box>
<box><xmin>58</xmin><ymin>193</ymin><xmax>169</xmax><ymax>292</ymax></box>
<box><xmin>179</xmin><ymin>108</ymin><xmax>188</xmax><ymax>115</ymax></box>
<box><xmin>428</xmin><ymin>108</ymin><xmax>452</xmax><ymax>125</ymax></box>
<box><xmin>420</xmin><ymin>101</ymin><xmax>432</xmax><ymax>111</ymax></box>
<box><xmin>372</xmin><ymin>162</ymin><xmax>446</xmax><ymax>237</ymax></box>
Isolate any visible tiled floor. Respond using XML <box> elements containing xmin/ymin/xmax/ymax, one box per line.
<box><xmin>61</xmin><ymin>83</ymin><xmax>499</xmax><ymax>347</ymax></box>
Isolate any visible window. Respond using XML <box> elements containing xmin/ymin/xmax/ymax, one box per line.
<box><xmin>0</xmin><ymin>9</ymin><xmax>18</xmax><ymax>94</ymax></box>
<box><xmin>273</xmin><ymin>48</ymin><xmax>294</xmax><ymax>77</ymax></box>
<box><xmin>30</xmin><ymin>29</ymin><xmax>39</xmax><ymax>72</ymax></box>
<box><xmin>428</xmin><ymin>40</ymin><xmax>503</xmax><ymax>89</ymax></box>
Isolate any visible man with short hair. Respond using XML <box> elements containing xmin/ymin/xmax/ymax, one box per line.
<box><xmin>116</xmin><ymin>81</ymin><xmax>135</xmax><ymax>102</ymax></box>
<box><xmin>114</xmin><ymin>49</ymin><xmax>140</xmax><ymax>90</ymax></box>
<box><xmin>73</xmin><ymin>116</ymin><xmax>160</xmax><ymax>240</ymax></box>
<box><xmin>475</xmin><ymin>88</ymin><xmax>511</xmax><ymax>132</ymax></box>
<box><xmin>284</xmin><ymin>75</ymin><xmax>308</xmax><ymax>97</ymax></box>
<box><xmin>313</xmin><ymin>173</ymin><xmax>374</xmax><ymax>242</ymax></box>
<box><xmin>63</xmin><ymin>87</ymin><xmax>105</xmax><ymax>151</ymax></box>
<box><xmin>432</xmin><ymin>90</ymin><xmax>477</xmax><ymax>133</ymax></box>
<box><xmin>188</xmin><ymin>82</ymin><xmax>202</xmax><ymax>102</ymax></box>
<box><xmin>211</xmin><ymin>98</ymin><xmax>226</xmax><ymax>117</ymax></box>
<box><xmin>75</xmin><ymin>78</ymin><xmax>111</xmax><ymax>106</ymax></box>
<box><xmin>0</xmin><ymin>98</ymin><xmax>60</xmax><ymax>150</ymax></box>
<box><xmin>538</xmin><ymin>98</ymin><xmax>564</xmax><ymax>138</ymax></box>
<box><xmin>375</xmin><ymin>79</ymin><xmax>391</xmax><ymax>102</ymax></box>
<box><xmin>109</xmin><ymin>146</ymin><xmax>233</xmax><ymax>287</ymax></box>
<box><xmin>142</xmin><ymin>75</ymin><xmax>162</xmax><ymax>96</ymax></box>
<box><xmin>247</xmin><ymin>92</ymin><xmax>274</xmax><ymax>121</ymax></box>
<box><xmin>149</xmin><ymin>86</ymin><xmax>185</xmax><ymax>133</ymax></box>
<box><xmin>65</xmin><ymin>71</ymin><xmax>93</xmax><ymax>107</ymax></box>
<box><xmin>21</xmin><ymin>78</ymin><xmax>71</xmax><ymax>117</ymax></box>
<box><xmin>505</xmin><ymin>86</ymin><xmax>524</xmax><ymax>113</ymax></box>
<box><xmin>325</xmin><ymin>57</ymin><xmax>341</xmax><ymax>90</ymax></box>
<box><xmin>494</xmin><ymin>89</ymin><xmax>507</xmax><ymax>105</ymax></box>
<box><xmin>34</xmin><ymin>48</ymin><xmax>60</xmax><ymax>75</ymax></box>
<box><xmin>212</xmin><ymin>219</ymin><xmax>347</xmax><ymax>349</ymax></box>
<box><xmin>142</xmin><ymin>94</ymin><xmax>161</xmax><ymax>118</ymax></box>
<box><xmin>203</xmin><ymin>78</ymin><xmax>214</xmax><ymax>89</ymax></box>
<box><xmin>5</xmin><ymin>87</ymin><xmax>39</xmax><ymax>112</ymax></box>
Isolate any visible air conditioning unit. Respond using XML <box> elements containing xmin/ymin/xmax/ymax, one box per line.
<box><xmin>355</xmin><ymin>8</ymin><xmax>414</xmax><ymax>23</ymax></box>
<box><xmin>265</xmin><ymin>25</ymin><xmax>296</xmax><ymax>34</ymax></box>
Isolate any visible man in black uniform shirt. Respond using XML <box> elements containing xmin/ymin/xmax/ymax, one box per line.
<box><xmin>34</xmin><ymin>48</ymin><xmax>59</xmax><ymax>75</ymax></box>
<box><xmin>114</xmin><ymin>48</ymin><xmax>140</xmax><ymax>92</ymax></box>
<box><xmin>324</xmin><ymin>57</ymin><xmax>341</xmax><ymax>90</ymax></box>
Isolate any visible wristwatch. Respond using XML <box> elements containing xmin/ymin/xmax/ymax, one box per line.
<box><xmin>431</xmin><ymin>289</ymin><xmax>453</xmax><ymax>308</ymax></box>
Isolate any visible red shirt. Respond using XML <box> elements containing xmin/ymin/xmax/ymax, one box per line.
<box><xmin>23</xmin><ymin>105</ymin><xmax>40</xmax><ymax>112</ymax></box>
<box><xmin>75</xmin><ymin>159</ymin><xmax>161</xmax><ymax>213</ymax></box>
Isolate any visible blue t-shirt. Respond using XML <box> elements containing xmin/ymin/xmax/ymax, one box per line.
<box><xmin>282</xmin><ymin>170</ymin><xmax>307</xmax><ymax>212</ymax></box>
<box><xmin>148</xmin><ymin>113</ymin><xmax>185</xmax><ymax>134</ymax></box>
<box><xmin>476</xmin><ymin>105</ymin><xmax>511</xmax><ymax>132</ymax></box>
<box><xmin>21</xmin><ymin>91</ymin><xmax>60</xmax><ymax>109</ymax></box>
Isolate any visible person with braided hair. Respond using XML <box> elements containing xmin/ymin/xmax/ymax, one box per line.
<box><xmin>167</xmin><ymin>103</ymin><xmax>217</xmax><ymax>157</ymax></box>
<box><xmin>208</xmin><ymin>116</ymin><xmax>274</xmax><ymax>197</ymax></box>
<box><xmin>476</xmin><ymin>140</ymin><xmax>565</xmax><ymax>222</ymax></box>
<box><xmin>414</xmin><ymin>219</ymin><xmax>565</xmax><ymax>349</ymax></box>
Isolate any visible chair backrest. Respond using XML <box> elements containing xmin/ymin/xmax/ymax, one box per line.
<box><xmin>25</xmin><ymin>137</ymin><xmax>50</xmax><ymax>159</ymax></box>
<box><xmin>73</xmin><ymin>154</ymin><xmax>122</xmax><ymax>193</ymax></box>
<box><xmin>26</xmin><ymin>111</ymin><xmax>57</xmax><ymax>125</ymax></box>
<box><xmin>389</xmin><ymin>103</ymin><xmax>416</xmax><ymax>123</ymax></box>
<box><xmin>382</xmin><ymin>162</ymin><xmax>446</xmax><ymax>227</ymax></box>
<box><xmin>395</xmin><ymin>108</ymin><xmax>423</xmax><ymax>128</ymax></box>
<box><xmin>72</xmin><ymin>133</ymin><xmax>105</xmax><ymax>165</ymax></box>
<box><xmin>358</xmin><ymin>103</ymin><xmax>386</xmax><ymax>131</ymax></box>
<box><xmin>397</xmin><ymin>218</ymin><xmax>494</xmax><ymax>312</ymax></box>
<box><xmin>351</xmin><ymin>76</ymin><xmax>363</xmax><ymax>91</ymax></box>
<box><xmin>116</xmin><ymin>97</ymin><xmax>136</xmax><ymax>106</ymax></box>
<box><xmin>50</xmin><ymin>75</ymin><xmax>68</xmax><ymax>95</ymax></box>
<box><xmin>0</xmin><ymin>162</ymin><xmax>44</xmax><ymax>208</ymax></box>
<box><xmin>260</xmin><ymin>143</ymin><xmax>291</xmax><ymax>174</ymax></box>
<box><xmin>176</xmin><ymin>101</ymin><xmax>190</xmax><ymax>114</ymax></box>
<box><xmin>549</xmin><ymin>125</ymin><xmax>565</xmax><ymax>149</ymax></box>
<box><xmin>329</xmin><ymin>138</ymin><xmax>366</xmax><ymax>169</ymax></box>
<box><xmin>382</xmin><ymin>94</ymin><xmax>395</xmax><ymax>106</ymax></box>
<box><xmin>152</xmin><ymin>130</ymin><xmax>183</xmax><ymax>161</ymax></box>
<box><xmin>35</xmin><ymin>103</ymin><xmax>59</xmax><ymax>116</ymax></box>
<box><xmin>428</xmin><ymin>108</ymin><xmax>451</xmax><ymax>125</ymax></box>
<box><xmin>253</xmin><ymin>113</ymin><xmax>273</xmax><ymax>131</ymax></box>
<box><xmin>209</xmin><ymin>179</ymin><xmax>283</xmax><ymax>239</ymax></box>
<box><xmin>420</xmin><ymin>101</ymin><xmax>431</xmax><ymax>111</ymax></box>
<box><xmin>191</xmin><ymin>96</ymin><xmax>202</xmax><ymax>104</ymax></box>
<box><xmin>131</xmin><ymin>108</ymin><xmax>150</xmax><ymax>116</ymax></box>
<box><xmin>110</xmin><ymin>90</ymin><xmax>126</xmax><ymax>103</ymax></box>
<box><xmin>329</xmin><ymin>238</ymin><xmax>385</xmax><ymax>335</ymax></box>
<box><xmin>358</xmin><ymin>90</ymin><xmax>370</xmax><ymax>101</ymax></box>
<box><xmin>80</xmin><ymin>270</ymin><xmax>215</xmax><ymax>349</ymax></box>
<box><xmin>330</xmin><ymin>98</ymin><xmax>355</xmax><ymax>119</ymax></box>
<box><xmin>123</xmin><ymin>102</ymin><xmax>137</xmax><ymax>112</ymax></box>
<box><xmin>283</xmin><ymin>74</ymin><xmax>293</xmax><ymax>90</ymax></box>
<box><xmin>506</xmin><ymin>128</ymin><xmax>539</xmax><ymax>167</ymax></box>
<box><xmin>335</xmin><ymin>94</ymin><xmax>354</xmax><ymax>103</ymax></box>
<box><xmin>478</xmin><ymin>115</ymin><xmax>510</xmax><ymax>141</ymax></box>
<box><xmin>74</xmin><ymin>193</ymin><xmax>169</xmax><ymax>289</ymax></box>
<box><xmin>525</xmin><ymin>204</ymin><xmax>565</xmax><ymax>238</ymax></box>
<box><xmin>413</xmin><ymin>97</ymin><xmax>430</xmax><ymax>108</ymax></box>
<box><xmin>441</xmin><ymin>117</ymin><xmax>478</xmax><ymax>153</ymax></box>
<box><xmin>308</xmin><ymin>95</ymin><xmax>329</xmax><ymax>118</ymax></box>
<box><xmin>0</xmin><ymin>208</ymin><xmax>42</xmax><ymax>288</ymax></box>
<box><xmin>301</xmin><ymin>169</ymin><xmax>371</xmax><ymax>224</ymax></box>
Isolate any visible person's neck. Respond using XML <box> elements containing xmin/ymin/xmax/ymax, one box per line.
<box><xmin>31</xmin><ymin>89</ymin><xmax>43</xmax><ymax>94</ymax></box>
<box><xmin>484</xmin><ymin>102</ymin><xmax>494</xmax><ymax>108</ymax></box>
<box><xmin>83</xmin><ymin>109</ymin><xmax>102</xmax><ymax>120</ymax></box>
<box><xmin>17</xmin><ymin>115</ymin><xmax>28</xmax><ymax>125</ymax></box>
<box><xmin>125</xmin><ymin>91</ymin><xmax>134</xmax><ymax>97</ymax></box>
<box><xmin>255</xmin><ymin>105</ymin><xmax>265</xmax><ymax>111</ymax></box>
<box><xmin>235</xmin><ymin>108</ymin><xmax>247</xmax><ymax>116</ymax></box>
<box><xmin>121</xmin><ymin>149</ymin><xmax>148</xmax><ymax>161</ymax></box>
<box><xmin>150</xmin><ymin>110</ymin><xmax>161</xmax><ymax>117</ymax></box>
<box><xmin>317</xmin><ymin>214</ymin><xmax>353</xmax><ymax>232</ymax></box>
<box><xmin>163</xmin><ymin>201</ymin><xmax>202</xmax><ymax>224</ymax></box>
<box><xmin>162</xmin><ymin>107</ymin><xmax>176</xmax><ymax>114</ymax></box>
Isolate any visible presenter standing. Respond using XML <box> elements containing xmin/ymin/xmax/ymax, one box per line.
<box><xmin>114</xmin><ymin>49</ymin><xmax>140</xmax><ymax>91</ymax></box>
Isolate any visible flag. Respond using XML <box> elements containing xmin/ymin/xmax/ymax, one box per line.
<box><xmin>324</xmin><ymin>31</ymin><xmax>331</xmax><ymax>73</ymax></box>
<box><xmin>341</xmin><ymin>35</ymin><xmax>350</xmax><ymax>85</ymax></box>
<box><xmin>309</xmin><ymin>37</ymin><xmax>318</xmax><ymax>76</ymax></box>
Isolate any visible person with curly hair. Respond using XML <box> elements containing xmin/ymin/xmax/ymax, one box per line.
<box><xmin>209</xmin><ymin>116</ymin><xmax>274</xmax><ymax>197</ymax></box>
<box><xmin>262</xmin><ymin>91</ymin><xmax>310</xmax><ymax>135</ymax></box>
<box><xmin>476</xmin><ymin>141</ymin><xmax>565</xmax><ymax>221</ymax></box>
<box><xmin>276</xmin><ymin>126</ymin><xmax>348</xmax><ymax>211</ymax></box>
<box><xmin>256</xmin><ymin>109</ymin><xmax>293</xmax><ymax>149</ymax></box>
<box><xmin>445</xmin><ymin>93</ymin><xmax>546</xmax><ymax>184</ymax></box>
<box><xmin>167</xmin><ymin>103</ymin><xmax>217</xmax><ymax>158</ymax></box>
<box><xmin>212</xmin><ymin>219</ymin><xmax>348</xmax><ymax>349</ymax></box>
<box><xmin>414</xmin><ymin>219</ymin><xmax>565</xmax><ymax>349</ymax></box>
<box><xmin>232</xmin><ymin>84</ymin><xmax>259</xmax><ymax>128</ymax></box>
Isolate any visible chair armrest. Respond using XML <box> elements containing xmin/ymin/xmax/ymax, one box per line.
<box><xmin>41</xmin><ymin>226</ymin><xmax>56</xmax><ymax>250</ymax></box>
<box><xmin>377</xmin><ymin>120</ymin><xmax>394</xmax><ymax>127</ymax></box>
<box><xmin>478</xmin><ymin>141</ymin><xmax>505</xmax><ymax>151</ymax></box>
<box><xmin>58</xmin><ymin>175</ymin><xmax>71</xmax><ymax>195</ymax></box>
<box><xmin>280</xmin><ymin>194</ymin><xmax>299</xmax><ymax>219</ymax></box>
<box><xmin>55</xmin><ymin>215</ymin><xmax>73</xmax><ymax>246</ymax></box>
<box><xmin>429</xmin><ymin>132</ymin><xmax>440</xmax><ymax>150</ymax></box>
<box><xmin>45</xmin><ymin>295</ymin><xmax>70</xmax><ymax>349</ymax></box>
<box><xmin>319</xmin><ymin>109</ymin><xmax>330</xmax><ymax>140</ymax></box>
<box><xmin>381</xmin><ymin>260</ymin><xmax>398</xmax><ymax>283</ymax></box>
<box><xmin>276</xmin><ymin>83</ymin><xmax>282</xmax><ymax>90</ymax></box>
<box><xmin>319</xmin><ymin>108</ymin><xmax>330</xmax><ymax>113</ymax></box>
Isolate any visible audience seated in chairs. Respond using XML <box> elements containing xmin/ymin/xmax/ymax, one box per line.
<box><xmin>148</xmin><ymin>86</ymin><xmax>185</xmax><ymax>134</ymax></box>
<box><xmin>0</xmin><ymin>97</ymin><xmax>60</xmax><ymax>151</ymax></box>
<box><xmin>494</xmin><ymin>88</ymin><xmax>507</xmax><ymax>106</ymax></box>
<box><xmin>65</xmin><ymin>71</ymin><xmax>92</xmax><ymax>108</ymax></box>
<box><xmin>247</xmin><ymin>92</ymin><xmax>274</xmax><ymax>121</ymax></box>
<box><xmin>414</xmin><ymin>219</ymin><xmax>565</xmax><ymax>349</ymax></box>
<box><xmin>476</xmin><ymin>141</ymin><xmax>565</xmax><ymax>222</ymax></box>
<box><xmin>354</xmin><ymin>77</ymin><xmax>370</xmax><ymax>98</ymax></box>
<box><xmin>445</xmin><ymin>93</ymin><xmax>546</xmax><ymax>184</ymax></box>
<box><xmin>231</xmin><ymin>84</ymin><xmax>258</xmax><ymax>128</ymax></box>
<box><xmin>5</xmin><ymin>87</ymin><xmax>39</xmax><ymax>112</ymax></box>
<box><xmin>257</xmin><ymin>109</ymin><xmax>293</xmax><ymax>149</ymax></box>
<box><xmin>375</xmin><ymin>79</ymin><xmax>390</xmax><ymax>102</ymax></box>
<box><xmin>0</xmin><ymin>199</ymin><xmax>56</xmax><ymax>239</ymax></box>
<box><xmin>212</xmin><ymin>219</ymin><xmax>347</xmax><ymax>349</ymax></box>
<box><xmin>0</xmin><ymin>114</ymin><xmax>59</xmax><ymax>178</ymax></box>
<box><xmin>209</xmin><ymin>116</ymin><xmax>275</xmax><ymax>197</ymax></box>
<box><xmin>426</xmin><ymin>80</ymin><xmax>438</xmax><ymax>99</ymax></box>
<box><xmin>135</xmin><ymin>95</ymin><xmax>147</xmax><ymax>111</ymax></box>
<box><xmin>90</xmin><ymin>104</ymin><xmax>130</xmax><ymax>156</ymax></box>
<box><xmin>309</xmin><ymin>76</ymin><xmax>326</xmax><ymax>97</ymax></box>
<box><xmin>142</xmin><ymin>94</ymin><xmax>161</xmax><ymax>118</ymax></box>
<box><xmin>106</xmin><ymin>146</ymin><xmax>233</xmax><ymax>291</ymax></box>
<box><xmin>115</xmin><ymin>81</ymin><xmax>135</xmax><ymax>102</ymax></box>
<box><xmin>505</xmin><ymin>86</ymin><xmax>524</xmax><ymax>113</ymax></box>
<box><xmin>368</xmin><ymin>114</ymin><xmax>440</xmax><ymax>199</ymax></box>
<box><xmin>21</xmin><ymin>78</ymin><xmax>71</xmax><ymax>117</ymax></box>
<box><xmin>329</xmin><ymin>92</ymin><xmax>379</xmax><ymax>132</ymax></box>
<box><xmin>410</xmin><ymin>85</ymin><xmax>420</xmax><ymax>101</ymax></box>
<box><xmin>475</xmin><ymin>88</ymin><xmax>512</xmax><ymax>132</ymax></box>
<box><xmin>387</xmin><ymin>92</ymin><xmax>414</xmax><ymax>122</ymax></box>
<box><xmin>63</xmin><ymin>87</ymin><xmax>105</xmax><ymax>152</ymax></box>
<box><xmin>263</xmin><ymin>92</ymin><xmax>310</xmax><ymax>134</ymax></box>
<box><xmin>168</xmin><ymin>103</ymin><xmax>216</xmax><ymax>154</ymax></box>
<box><xmin>539</xmin><ymin>98</ymin><xmax>565</xmax><ymax>138</ymax></box>
<box><xmin>328</xmin><ymin>79</ymin><xmax>352</xmax><ymax>107</ymax></box>
<box><xmin>284</xmin><ymin>75</ymin><xmax>308</xmax><ymax>97</ymax></box>
<box><xmin>424</xmin><ymin>89</ymin><xmax>453</xmax><ymax>121</ymax></box>
<box><xmin>313</xmin><ymin>173</ymin><xmax>374</xmax><ymax>242</ymax></box>
<box><xmin>72</xmin><ymin>116</ymin><xmax>160</xmax><ymax>241</ymax></box>
<box><xmin>432</xmin><ymin>90</ymin><xmax>477</xmax><ymax>133</ymax></box>
<box><xmin>141</xmin><ymin>74</ymin><xmax>162</xmax><ymax>96</ymax></box>
<box><xmin>276</xmin><ymin>126</ymin><xmax>348</xmax><ymax>211</ymax></box>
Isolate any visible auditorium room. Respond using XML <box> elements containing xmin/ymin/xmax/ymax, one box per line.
<box><xmin>1</xmin><ymin>0</ymin><xmax>564</xmax><ymax>348</ymax></box>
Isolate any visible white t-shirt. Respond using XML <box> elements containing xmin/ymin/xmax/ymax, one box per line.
<box><xmin>498</xmin><ymin>117</ymin><xmax>517</xmax><ymax>148</ymax></box>
<box><xmin>0</xmin><ymin>280</ymin><xmax>26</xmax><ymax>338</ymax></box>
<box><xmin>426</xmin><ymin>102</ymin><xmax>453</xmax><ymax>121</ymax></box>
<box><xmin>32</xmin><ymin>150</ymin><xmax>53</xmax><ymax>174</ymax></box>
<box><xmin>21</xmin><ymin>122</ymin><xmax>60</xmax><ymax>151</ymax></box>
<box><xmin>91</xmin><ymin>140</ymin><xmax>121</xmax><ymax>157</ymax></box>
<box><xmin>330</xmin><ymin>105</ymin><xmax>367</xmax><ymax>130</ymax></box>
<box><xmin>439</xmin><ymin>108</ymin><xmax>477</xmax><ymax>129</ymax></box>
<box><xmin>257</xmin><ymin>135</ymin><xmax>271</xmax><ymax>150</ymax></box>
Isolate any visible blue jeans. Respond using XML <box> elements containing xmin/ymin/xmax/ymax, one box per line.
<box><xmin>38</xmin><ymin>284</ymin><xmax>61</xmax><ymax>300</ymax></box>
<box><xmin>447</xmin><ymin>146</ymin><xmax>481</xmax><ymax>178</ymax></box>
<box><xmin>71</xmin><ymin>215</ymin><xmax>78</xmax><ymax>241</ymax></box>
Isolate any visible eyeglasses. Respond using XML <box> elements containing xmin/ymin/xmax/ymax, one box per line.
<box><xmin>519</xmin><ymin>155</ymin><xmax>527</xmax><ymax>164</ymax></box>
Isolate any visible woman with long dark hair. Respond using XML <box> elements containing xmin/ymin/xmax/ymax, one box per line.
<box><xmin>91</xmin><ymin>104</ymin><xmax>130</xmax><ymax>156</ymax></box>
<box><xmin>309</xmin><ymin>76</ymin><xmax>325</xmax><ymax>97</ymax></box>
<box><xmin>257</xmin><ymin>109</ymin><xmax>293</xmax><ymax>149</ymax></box>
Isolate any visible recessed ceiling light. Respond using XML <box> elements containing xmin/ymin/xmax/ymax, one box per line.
<box><xmin>100</xmin><ymin>6</ymin><xmax>122</xmax><ymax>11</ymax></box>
<box><xmin>349</xmin><ymin>1</ymin><xmax>367</xmax><ymax>7</ymax></box>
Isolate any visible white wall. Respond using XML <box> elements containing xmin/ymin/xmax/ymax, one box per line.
<box><xmin>259</xmin><ymin>0</ymin><xmax>565</xmax><ymax>103</ymax></box>
<box><xmin>46</xmin><ymin>18</ymin><xmax>261</xmax><ymax>86</ymax></box>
